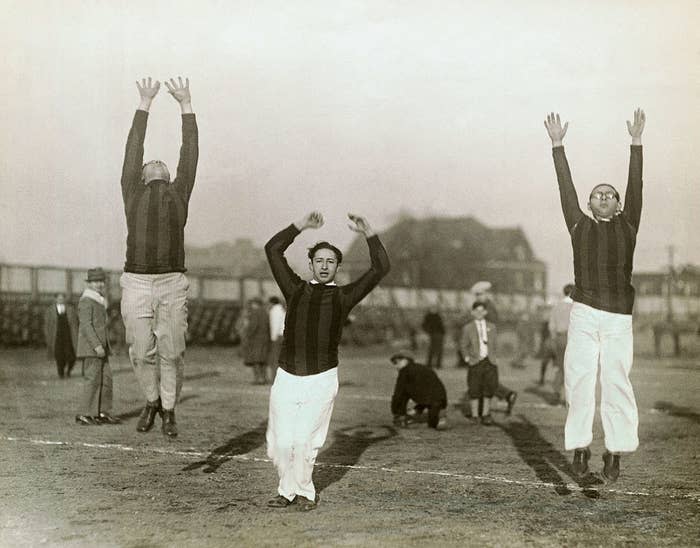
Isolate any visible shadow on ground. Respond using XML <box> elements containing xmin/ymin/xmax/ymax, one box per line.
<box><xmin>653</xmin><ymin>401</ymin><xmax>700</xmax><ymax>424</ymax></box>
<box><xmin>524</xmin><ymin>385</ymin><xmax>563</xmax><ymax>406</ymax></box>
<box><xmin>497</xmin><ymin>415</ymin><xmax>603</xmax><ymax>498</ymax></box>
<box><xmin>117</xmin><ymin>394</ymin><xmax>199</xmax><ymax>421</ymax></box>
<box><xmin>314</xmin><ymin>424</ymin><xmax>397</xmax><ymax>493</ymax></box>
<box><xmin>182</xmin><ymin>420</ymin><xmax>268</xmax><ymax>473</ymax></box>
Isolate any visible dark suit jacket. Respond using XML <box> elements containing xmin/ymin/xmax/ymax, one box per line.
<box><xmin>76</xmin><ymin>292</ymin><xmax>111</xmax><ymax>358</ymax></box>
<box><xmin>44</xmin><ymin>304</ymin><xmax>78</xmax><ymax>359</ymax></box>
<box><xmin>391</xmin><ymin>362</ymin><xmax>447</xmax><ymax>416</ymax></box>
<box><xmin>459</xmin><ymin>320</ymin><xmax>497</xmax><ymax>365</ymax></box>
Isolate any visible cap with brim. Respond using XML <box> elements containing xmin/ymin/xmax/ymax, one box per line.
<box><xmin>390</xmin><ymin>350</ymin><xmax>415</xmax><ymax>363</ymax></box>
<box><xmin>470</xmin><ymin>281</ymin><xmax>492</xmax><ymax>294</ymax></box>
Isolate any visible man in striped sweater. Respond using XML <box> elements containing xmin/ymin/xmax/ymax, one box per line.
<box><xmin>119</xmin><ymin>77</ymin><xmax>198</xmax><ymax>438</ymax></box>
<box><xmin>545</xmin><ymin>108</ymin><xmax>645</xmax><ymax>483</ymax></box>
<box><xmin>264</xmin><ymin>211</ymin><xmax>390</xmax><ymax>511</ymax></box>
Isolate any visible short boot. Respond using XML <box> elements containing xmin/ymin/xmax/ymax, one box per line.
<box><xmin>602</xmin><ymin>451</ymin><xmax>620</xmax><ymax>483</ymax></box>
<box><xmin>572</xmin><ymin>447</ymin><xmax>591</xmax><ymax>476</ymax></box>
<box><xmin>162</xmin><ymin>409</ymin><xmax>178</xmax><ymax>438</ymax></box>
<box><xmin>136</xmin><ymin>399</ymin><xmax>162</xmax><ymax>433</ymax></box>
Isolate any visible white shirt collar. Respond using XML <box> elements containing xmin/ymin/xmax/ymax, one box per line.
<box><xmin>310</xmin><ymin>279</ymin><xmax>337</xmax><ymax>286</ymax></box>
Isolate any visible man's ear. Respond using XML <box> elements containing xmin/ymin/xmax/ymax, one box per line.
<box><xmin>308</xmin><ymin>260</ymin><xmax>313</xmax><ymax>273</ymax></box>
<box><xmin>586</xmin><ymin>202</ymin><xmax>592</xmax><ymax>212</ymax></box>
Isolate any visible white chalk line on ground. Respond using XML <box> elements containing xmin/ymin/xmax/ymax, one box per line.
<box><xmin>180</xmin><ymin>386</ymin><xmax>688</xmax><ymax>415</ymax></box>
<box><xmin>2</xmin><ymin>435</ymin><xmax>699</xmax><ymax>503</ymax></box>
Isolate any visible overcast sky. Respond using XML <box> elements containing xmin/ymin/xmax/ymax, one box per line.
<box><xmin>2</xmin><ymin>0</ymin><xmax>698</xmax><ymax>292</ymax></box>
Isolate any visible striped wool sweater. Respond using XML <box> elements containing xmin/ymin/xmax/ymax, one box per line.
<box><xmin>121</xmin><ymin>110</ymin><xmax>199</xmax><ymax>274</ymax></box>
<box><xmin>553</xmin><ymin>145</ymin><xmax>643</xmax><ymax>315</ymax></box>
<box><xmin>265</xmin><ymin>224</ymin><xmax>390</xmax><ymax>376</ymax></box>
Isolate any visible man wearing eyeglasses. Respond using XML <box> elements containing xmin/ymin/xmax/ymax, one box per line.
<box><xmin>544</xmin><ymin>108</ymin><xmax>645</xmax><ymax>483</ymax></box>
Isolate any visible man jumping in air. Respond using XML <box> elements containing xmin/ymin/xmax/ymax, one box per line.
<box><xmin>119</xmin><ymin>77</ymin><xmax>198</xmax><ymax>438</ymax></box>
<box><xmin>544</xmin><ymin>108</ymin><xmax>645</xmax><ymax>482</ymax></box>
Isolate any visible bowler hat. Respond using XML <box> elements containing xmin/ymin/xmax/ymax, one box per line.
<box><xmin>86</xmin><ymin>268</ymin><xmax>107</xmax><ymax>282</ymax></box>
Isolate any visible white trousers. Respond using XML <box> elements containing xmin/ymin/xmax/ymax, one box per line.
<box><xmin>266</xmin><ymin>367</ymin><xmax>339</xmax><ymax>502</ymax></box>
<box><xmin>564</xmin><ymin>302</ymin><xmax>638</xmax><ymax>453</ymax></box>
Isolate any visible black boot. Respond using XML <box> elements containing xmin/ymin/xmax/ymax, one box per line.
<box><xmin>162</xmin><ymin>409</ymin><xmax>178</xmax><ymax>438</ymax></box>
<box><xmin>136</xmin><ymin>399</ymin><xmax>162</xmax><ymax>432</ymax></box>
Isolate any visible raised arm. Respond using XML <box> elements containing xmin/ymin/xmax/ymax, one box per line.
<box><xmin>264</xmin><ymin>212</ymin><xmax>323</xmax><ymax>298</ymax></box>
<box><xmin>623</xmin><ymin>108</ymin><xmax>645</xmax><ymax>230</ymax></box>
<box><xmin>121</xmin><ymin>78</ymin><xmax>159</xmax><ymax>202</ymax></box>
<box><xmin>166</xmin><ymin>77</ymin><xmax>199</xmax><ymax>202</ymax></box>
<box><xmin>545</xmin><ymin>112</ymin><xmax>584</xmax><ymax>232</ymax></box>
<box><xmin>341</xmin><ymin>214</ymin><xmax>391</xmax><ymax>307</ymax></box>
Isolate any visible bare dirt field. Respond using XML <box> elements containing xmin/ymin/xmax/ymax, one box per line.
<box><xmin>1</xmin><ymin>343</ymin><xmax>698</xmax><ymax>547</ymax></box>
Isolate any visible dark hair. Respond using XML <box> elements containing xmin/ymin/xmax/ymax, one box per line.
<box><xmin>269</xmin><ymin>296</ymin><xmax>281</xmax><ymax>305</ymax></box>
<box><xmin>589</xmin><ymin>184</ymin><xmax>620</xmax><ymax>202</ymax></box>
<box><xmin>308</xmin><ymin>241</ymin><xmax>343</xmax><ymax>264</ymax></box>
<box><xmin>472</xmin><ymin>301</ymin><xmax>488</xmax><ymax>311</ymax></box>
<box><xmin>563</xmin><ymin>284</ymin><xmax>575</xmax><ymax>296</ymax></box>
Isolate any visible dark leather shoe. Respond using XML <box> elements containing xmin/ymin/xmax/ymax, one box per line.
<box><xmin>162</xmin><ymin>409</ymin><xmax>178</xmax><ymax>437</ymax></box>
<box><xmin>602</xmin><ymin>451</ymin><xmax>620</xmax><ymax>483</ymax></box>
<box><xmin>506</xmin><ymin>392</ymin><xmax>518</xmax><ymax>415</ymax></box>
<box><xmin>75</xmin><ymin>415</ymin><xmax>96</xmax><ymax>425</ymax></box>
<box><xmin>96</xmin><ymin>412</ymin><xmax>121</xmax><ymax>425</ymax></box>
<box><xmin>136</xmin><ymin>399</ymin><xmax>162</xmax><ymax>432</ymax></box>
<box><xmin>295</xmin><ymin>495</ymin><xmax>319</xmax><ymax>512</ymax></box>
<box><xmin>572</xmin><ymin>447</ymin><xmax>591</xmax><ymax>476</ymax></box>
<box><xmin>267</xmin><ymin>495</ymin><xmax>296</xmax><ymax>508</ymax></box>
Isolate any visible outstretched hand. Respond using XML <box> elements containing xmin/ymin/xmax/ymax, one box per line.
<box><xmin>136</xmin><ymin>77</ymin><xmax>160</xmax><ymax>110</ymax></box>
<box><xmin>626</xmin><ymin>108</ymin><xmax>645</xmax><ymax>145</ymax></box>
<box><xmin>544</xmin><ymin>112</ymin><xmax>568</xmax><ymax>147</ymax></box>
<box><xmin>295</xmin><ymin>211</ymin><xmax>324</xmax><ymax>232</ymax></box>
<box><xmin>165</xmin><ymin>77</ymin><xmax>192</xmax><ymax>113</ymax></box>
<box><xmin>348</xmin><ymin>213</ymin><xmax>374</xmax><ymax>237</ymax></box>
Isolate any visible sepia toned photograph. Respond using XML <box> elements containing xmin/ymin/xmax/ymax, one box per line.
<box><xmin>1</xmin><ymin>1</ymin><xmax>698</xmax><ymax>546</ymax></box>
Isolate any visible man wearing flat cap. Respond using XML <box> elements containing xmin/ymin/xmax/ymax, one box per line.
<box><xmin>390</xmin><ymin>351</ymin><xmax>448</xmax><ymax>430</ymax></box>
<box><xmin>118</xmin><ymin>76</ymin><xmax>198</xmax><ymax>438</ymax></box>
<box><xmin>75</xmin><ymin>268</ymin><xmax>120</xmax><ymax>425</ymax></box>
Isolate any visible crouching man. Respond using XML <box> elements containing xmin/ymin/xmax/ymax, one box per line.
<box><xmin>391</xmin><ymin>351</ymin><xmax>448</xmax><ymax>430</ymax></box>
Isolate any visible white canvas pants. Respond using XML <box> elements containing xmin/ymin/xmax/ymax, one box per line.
<box><xmin>564</xmin><ymin>302</ymin><xmax>638</xmax><ymax>453</ymax></box>
<box><xmin>266</xmin><ymin>367</ymin><xmax>339</xmax><ymax>502</ymax></box>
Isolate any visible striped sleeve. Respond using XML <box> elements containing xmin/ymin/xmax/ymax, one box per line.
<box><xmin>265</xmin><ymin>224</ymin><xmax>305</xmax><ymax>299</ymax></box>
<box><xmin>121</xmin><ymin>110</ymin><xmax>148</xmax><ymax>204</ymax></box>
<box><xmin>622</xmin><ymin>145</ymin><xmax>643</xmax><ymax>230</ymax></box>
<box><xmin>341</xmin><ymin>235</ymin><xmax>391</xmax><ymax>308</ymax></box>
<box><xmin>552</xmin><ymin>146</ymin><xmax>585</xmax><ymax>233</ymax></box>
<box><xmin>173</xmin><ymin>114</ymin><xmax>199</xmax><ymax>202</ymax></box>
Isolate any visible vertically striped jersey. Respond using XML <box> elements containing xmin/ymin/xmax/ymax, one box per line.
<box><xmin>265</xmin><ymin>224</ymin><xmax>390</xmax><ymax>376</ymax></box>
<box><xmin>121</xmin><ymin>110</ymin><xmax>199</xmax><ymax>274</ymax></box>
<box><xmin>553</xmin><ymin>145</ymin><xmax>643</xmax><ymax>314</ymax></box>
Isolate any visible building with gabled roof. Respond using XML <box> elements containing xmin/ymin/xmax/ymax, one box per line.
<box><xmin>343</xmin><ymin>216</ymin><xmax>546</xmax><ymax>297</ymax></box>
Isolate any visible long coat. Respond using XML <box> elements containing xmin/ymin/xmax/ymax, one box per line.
<box><xmin>76</xmin><ymin>292</ymin><xmax>111</xmax><ymax>359</ymax></box>
<box><xmin>242</xmin><ymin>307</ymin><xmax>270</xmax><ymax>365</ymax></box>
<box><xmin>44</xmin><ymin>304</ymin><xmax>78</xmax><ymax>359</ymax></box>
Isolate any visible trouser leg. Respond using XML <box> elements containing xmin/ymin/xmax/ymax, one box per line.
<box><xmin>154</xmin><ymin>275</ymin><xmax>188</xmax><ymax>410</ymax></box>
<box><xmin>564</xmin><ymin>304</ymin><xmax>600</xmax><ymax>451</ymax></box>
<box><xmin>599</xmin><ymin>312</ymin><xmax>638</xmax><ymax>453</ymax></box>
<box><xmin>78</xmin><ymin>358</ymin><xmax>102</xmax><ymax>416</ymax></box>
<box><xmin>121</xmin><ymin>275</ymin><xmax>160</xmax><ymax>403</ymax></box>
